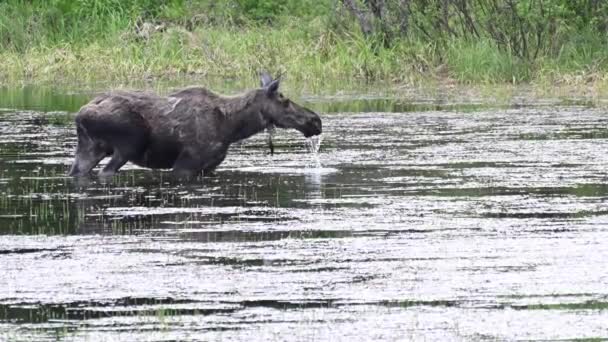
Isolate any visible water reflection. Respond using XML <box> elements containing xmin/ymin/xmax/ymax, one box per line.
<box><xmin>0</xmin><ymin>83</ymin><xmax>519</xmax><ymax>116</ymax></box>
<box><xmin>0</xmin><ymin>85</ymin><xmax>89</xmax><ymax>112</ymax></box>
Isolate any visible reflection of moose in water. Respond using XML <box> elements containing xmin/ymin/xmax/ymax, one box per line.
<box><xmin>68</xmin><ymin>72</ymin><xmax>322</xmax><ymax>178</ymax></box>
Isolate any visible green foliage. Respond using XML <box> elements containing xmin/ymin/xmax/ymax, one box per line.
<box><xmin>1</xmin><ymin>0</ymin><xmax>608</xmax><ymax>86</ymax></box>
<box><xmin>234</xmin><ymin>0</ymin><xmax>286</xmax><ymax>22</ymax></box>
<box><xmin>445</xmin><ymin>39</ymin><xmax>531</xmax><ymax>83</ymax></box>
<box><xmin>403</xmin><ymin>0</ymin><xmax>608</xmax><ymax>61</ymax></box>
<box><xmin>231</xmin><ymin>0</ymin><xmax>331</xmax><ymax>22</ymax></box>
<box><xmin>0</xmin><ymin>0</ymin><xmax>189</xmax><ymax>52</ymax></box>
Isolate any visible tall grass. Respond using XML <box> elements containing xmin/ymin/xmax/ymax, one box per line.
<box><xmin>444</xmin><ymin>39</ymin><xmax>531</xmax><ymax>84</ymax></box>
<box><xmin>2</xmin><ymin>0</ymin><xmax>608</xmax><ymax>88</ymax></box>
<box><xmin>0</xmin><ymin>0</ymin><xmax>135</xmax><ymax>52</ymax></box>
<box><xmin>1</xmin><ymin>20</ymin><xmax>414</xmax><ymax>86</ymax></box>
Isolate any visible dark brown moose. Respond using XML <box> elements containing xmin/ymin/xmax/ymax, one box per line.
<box><xmin>68</xmin><ymin>73</ymin><xmax>322</xmax><ymax>178</ymax></box>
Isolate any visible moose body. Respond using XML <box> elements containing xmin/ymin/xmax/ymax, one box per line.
<box><xmin>68</xmin><ymin>73</ymin><xmax>322</xmax><ymax>178</ymax></box>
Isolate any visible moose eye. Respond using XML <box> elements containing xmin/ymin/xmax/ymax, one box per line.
<box><xmin>277</xmin><ymin>93</ymin><xmax>289</xmax><ymax>107</ymax></box>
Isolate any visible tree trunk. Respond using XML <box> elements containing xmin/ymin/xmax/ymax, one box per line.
<box><xmin>398</xmin><ymin>0</ymin><xmax>411</xmax><ymax>36</ymax></box>
<box><xmin>341</xmin><ymin>0</ymin><xmax>374</xmax><ymax>37</ymax></box>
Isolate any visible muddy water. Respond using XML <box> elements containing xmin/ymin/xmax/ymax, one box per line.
<box><xmin>1</xmin><ymin>86</ymin><xmax>608</xmax><ymax>341</ymax></box>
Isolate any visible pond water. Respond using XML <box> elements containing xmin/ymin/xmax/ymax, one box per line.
<box><xmin>1</xmin><ymin>84</ymin><xmax>608</xmax><ymax>341</ymax></box>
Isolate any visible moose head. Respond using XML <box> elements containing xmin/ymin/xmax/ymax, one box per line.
<box><xmin>257</xmin><ymin>72</ymin><xmax>322</xmax><ymax>138</ymax></box>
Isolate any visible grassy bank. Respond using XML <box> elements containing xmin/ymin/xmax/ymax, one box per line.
<box><xmin>2</xmin><ymin>0</ymin><xmax>608</xmax><ymax>93</ymax></box>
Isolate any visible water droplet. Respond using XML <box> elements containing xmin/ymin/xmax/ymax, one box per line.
<box><xmin>306</xmin><ymin>135</ymin><xmax>323</xmax><ymax>154</ymax></box>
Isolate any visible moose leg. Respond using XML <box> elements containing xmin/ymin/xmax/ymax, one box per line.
<box><xmin>98</xmin><ymin>138</ymin><xmax>147</xmax><ymax>177</ymax></box>
<box><xmin>173</xmin><ymin>143</ymin><xmax>228</xmax><ymax>180</ymax></box>
<box><xmin>202</xmin><ymin>151</ymin><xmax>227</xmax><ymax>177</ymax></box>
<box><xmin>200</xmin><ymin>143</ymin><xmax>229</xmax><ymax>177</ymax></box>
<box><xmin>98</xmin><ymin>151</ymin><xmax>128</xmax><ymax>177</ymax></box>
<box><xmin>172</xmin><ymin>150</ymin><xmax>202</xmax><ymax>180</ymax></box>
<box><xmin>68</xmin><ymin>145</ymin><xmax>106</xmax><ymax>176</ymax></box>
<box><xmin>68</xmin><ymin>127</ymin><xmax>109</xmax><ymax>177</ymax></box>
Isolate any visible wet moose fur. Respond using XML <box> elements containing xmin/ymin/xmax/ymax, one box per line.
<box><xmin>68</xmin><ymin>73</ymin><xmax>322</xmax><ymax>178</ymax></box>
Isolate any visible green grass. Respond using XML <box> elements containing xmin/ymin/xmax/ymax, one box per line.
<box><xmin>1</xmin><ymin>25</ymin><xmax>607</xmax><ymax>91</ymax></box>
<box><xmin>0</xmin><ymin>21</ymin><xmax>414</xmax><ymax>87</ymax></box>
<box><xmin>3</xmin><ymin>0</ymin><xmax>608</xmax><ymax>92</ymax></box>
<box><xmin>444</xmin><ymin>39</ymin><xmax>532</xmax><ymax>83</ymax></box>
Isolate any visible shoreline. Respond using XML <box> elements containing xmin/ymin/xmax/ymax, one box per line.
<box><xmin>1</xmin><ymin>75</ymin><xmax>607</xmax><ymax>116</ymax></box>
<box><xmin>2</xmin><ymin>60</ymin><xmax>607</xmax><ymax>106</ymax></box>
<box><xmin>1</xmin><ymin>24</ymin><xmax>607</xmax><ymax>100</ymax></box>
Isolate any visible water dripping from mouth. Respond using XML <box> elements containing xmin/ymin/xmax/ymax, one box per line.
<box><xmin>306</xmin><ymin>135</ymin><xmax>323</xmax><ymax>155</ymax></box>
<box><xmin>304</xmin><ymin>134</ymin><xmax>324</xmax><ymax>196</ymax></box>
<box><xmin>306</xmin><ymin>135</ymin><xmax>323</xmax><ymax>169</ymax></box>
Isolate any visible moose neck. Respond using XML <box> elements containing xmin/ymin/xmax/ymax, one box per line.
<box><xmin>225</xmin><ymin>101</ymin><xmax>268</xmax><ymax>143</ymax></box>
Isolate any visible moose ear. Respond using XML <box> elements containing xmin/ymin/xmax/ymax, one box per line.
<box><xmin>265</xmin><ymin>79</ymin><xmax>280</xmax><ymax>95</ymax></box>
<box><xmin>260</xmin><ymin>71</ymin><xmax>273</xmax><ymax>87</ymax></box>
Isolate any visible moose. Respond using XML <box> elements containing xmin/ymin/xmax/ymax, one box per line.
<box><xmin>68</xmin><ymin>73</ymin><xmax>322</xmax><ymax>178</ymax></box>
